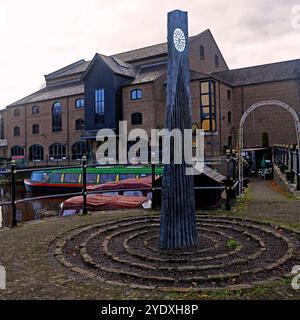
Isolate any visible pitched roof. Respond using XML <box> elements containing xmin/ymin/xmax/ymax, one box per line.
<box><xmin>128</xmin><ymin>65</ymin><xmax>167</xmax><ymax>85</ymax></box>
<box><xmin>212</xmin><ymin>59</ymin><xmax>300</xmax><ymax>86</ymax></box>
<box><xmin>96</xmin><ymin>54</ymin><xmax>138</xmax><ymax>78</ymax></box>
<box><xmin>8</xmin><ymin>83</ymin><xmax>84</xmax><ymax>107</ymax></box>
<box><xmin>111</xmin><ymin>33</ymin><xmax>204</xmax><ymax>62</ymax></box>
<box><xmin>45</xmin><ymin>60</ymin><xmax>90</xmax><ymax>80</ymax></box>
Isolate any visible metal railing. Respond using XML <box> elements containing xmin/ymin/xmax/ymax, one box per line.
<box><xmin>273</xmin><ymin>144</ymin><xmax>300</xmax><ymax>190</ymax></box>
<box><xmin>0</xmin><ymin>155</ymin><xmax>240</xmax><ymax>227</ymax></box>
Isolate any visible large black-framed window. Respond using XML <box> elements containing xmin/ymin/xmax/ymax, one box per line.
<box><xmin>72</xmin><ymin>141</ymin><xmax>86</xmax><ymax>160</ymax></box>
<box><xmin>95</xmin><ymin>89</ymin><xmax>104</xmax><ymax>124</ymax></box>
<box><xmin>32</xmin><ymin>124</ymin><xmax>39</xmax><ymax>134</ymax></box>
<box><xmin>200</xmin><ymin>81</ymin><xmax>216</xmax><ymax>132</ymax></box>
<box><xmin>49</xmin><ymin>143</ymin><xmax>66</xmax><ymax>160</ymax></box>
<box><xmin>75</xmin><ymin>119</ymin><xmax>84</xmax><ymax>130</ymax></box>
<box><xmin>29</xmin><ymin>144</ymin><xmax>44</xmax><ymax>161</ymax></box>
<box><xmin>11</xmin><ymin>145</ymin><xmax>24</xmax><ymax>157</ymax></box>
<box><xmin>131</xmin><ymin>89</ymin><xmax>142</xmax><ymax>100</ymax></box>
<box><xmin>52</xmin><ymin>102</ymin><xmax>62</xmax><ymax>132</ymax></box>
<box><xmin>14</xmin><ymin>126</ymin><xmax>20</xmax><ymax>136</ymax></box>
<box><xmin>131</xmin><ymin>112</ymin><xmax>143</xmax><ymax>125</ymax></box>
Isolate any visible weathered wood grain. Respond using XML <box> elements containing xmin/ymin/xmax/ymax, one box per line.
<box><xmin>160</xmin><ymin>10</ymin><xmax>198</xmax><ymax>250</ymax></box>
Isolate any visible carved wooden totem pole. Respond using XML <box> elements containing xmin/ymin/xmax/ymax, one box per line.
<box><xmin>160</xmin><ymin>10</ymin><xmax>198</xmax><ymax>250</ymax></box>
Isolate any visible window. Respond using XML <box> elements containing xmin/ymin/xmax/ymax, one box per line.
<box><xmin>228</xmin><ymin>136</ymin><xmax>233</xmax><ymax>148</ymax></box>
<box><xmin>64</xmin><ymin>173</ymin><xmax>80</xmax><ymax>183</ymax></box>
<box><xmin>30</xmin><ymin>172</ymin><xmax>44</xmax><ymax>182</ymax></box>
<box><xmin>131</xmin><ymin>112</ymin><xmax>143</xmax><ymax>125</ymax></box>
<box><xmin>75</xmin><ymin>98</ymin><xmax>84</xmax><ymax>108</ymax></box>
<box><xmin>75</xmin><ymin>119</ymin><xmax>84</xmax><ymax>130</ymax></box>
<box><xmin>52</xmin><ymin>102</ymin><xmax>62</xmax><ymax>132</ymax></box>
<box><xmin>100</xmin><ymin>174</ymin><xmax>117</xmax><ymax>184</ymax></box>
<box><xmin>49</xmin><ymin>143</ymin><xmax>66</xmax><ymax>160</ymax></box>
<box><xmin>86</xmin><ymin>173</ymin><xmax>98</xmax><ymax>184</ymax></box>
<box><xmin>200</xmin><ymin>45</ymin><xmax>205</xmax><ymax>60</ymax></box>
<box><xmin>32</xmin><ymin>105</ymin><xmax>39</xmax><ymax>114</ymax></box>
<box><xmin>227</xmin><ymin>111</ymin><xmax>232</xmax><ymax>124</ymax></box>
<box><xmin>227</xmin><ymin>90</ymin><xmax>231</xmax><ymax>100</ymax></box>
<box><xmin>119</xmin><ymin>173</ymin><xmax>136</xmax><ymax>181</ymax></box>
<box><xmin>13</xmin><ymin>109</ymin><xmax>20</xmax><ymax>117</ymax></box>
<box><xmin>95</xmin><ymin>89</ymin><xmax>104</xmax><ymax>124</ymax></box>
<box><xmin>131</xmin><ymin>89</ymin><xmax>142</xmax><ymax>100</ymax></box>
<box><xmin>72</xmin><ymin>141</ymin><xmax>86</xmax><ymax>160</ymax></box>
<box><xmin>29</xmin><ymin>144</ymin><xmax>44</xmax><ymax>161</ymax></box>
<box><xmin>48</xmin><ymin>173</ymin><xmax>62</xmax><ymax>183</ymax></box>
<box><xmin>200</xmin><ymin>81</ymin><xmax>216</xmax><ymax>132</ymax></box>
<box><xmin>11</xmin><ymin>145</ymin><xmax>24</xmax><ymax>157</ymax></box>
<box><xmin>14</xmin><ymin>126</ymin><xmax>20</xmax><ymax>136</ymax></box>
<box><xmin>32</xmin><ymin>124</ymin><xmax>39</xmax><ymax>135</ymax></box>
<box><xmin>214</xmin><ymin>54</ymin><xmax>219</xmax><ymax>67</ymax></box>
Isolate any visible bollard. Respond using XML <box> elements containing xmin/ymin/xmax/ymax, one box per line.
<box><xmin>151</xmin><ymin>164</ymin><xmax>156</xmax><ymax>209</ymax></box>
<box><xmin>81</xmin><ymin>155</ymin><xmax>88</xmax><ymax>215</ymax></box>
<box><xmin>10</xmin><ymin>161</ymin><xmax>17</xmax><ymax>227</ymax></box>
<box><xmin>225</xmin><ymin>149</ymin><xmax>232</xmax><ymax>210</ymax></box>
<box><xmin>296</xmin><ymin>147</ymin><xmax>300</xmax><ymax>191</ymax></box>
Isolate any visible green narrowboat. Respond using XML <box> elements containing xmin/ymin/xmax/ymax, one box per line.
<box><xmin>24</xmin><ymin>165</ymin><xmax>163</xmax><ymax>193</ymax></box>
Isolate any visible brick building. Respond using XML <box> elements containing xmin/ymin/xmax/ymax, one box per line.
<box><xmin>1</xmin><ymin>29</ymin><xmax>300</xmax><ymax>164</ymax></box>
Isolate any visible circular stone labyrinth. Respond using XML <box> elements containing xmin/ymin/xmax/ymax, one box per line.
<box><xmin>53</xmin><ymin>215</ymin><xmax>300</xmax><ymax>291</ymax></box>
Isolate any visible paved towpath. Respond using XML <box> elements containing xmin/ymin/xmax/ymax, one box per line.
<box><xmin>243</xmin><ymin>179</ymin><xmax>300</xmax><ymax>226</ymax></box>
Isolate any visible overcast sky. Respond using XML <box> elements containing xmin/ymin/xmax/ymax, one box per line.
<box><xmin>1</xmin><ymin>0</ymin><xmax>300</xmax><ymax>108</ymax></box>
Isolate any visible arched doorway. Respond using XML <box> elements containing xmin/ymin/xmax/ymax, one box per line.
<box><xmin>238</xmin><ymin>100</ymin><xmax>300</xmax><ymax>195</ymax></box>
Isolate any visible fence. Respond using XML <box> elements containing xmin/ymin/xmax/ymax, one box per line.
<box><xmin>0</xmin><ymin>154</ymin><xmax>240</xmax><ymax>228</ymax></box>
<box><xmin>273</xmin><ymin>144</ymin><xmax>300</xmax><ymax>191</ymax></box>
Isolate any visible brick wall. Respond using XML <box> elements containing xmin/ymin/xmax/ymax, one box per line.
<box><xmin>232</xmin><ymin>79</ymin><xmax>300</xmax><ymax>148</ymax></box>
<box><xmin>6</xmin><ymin>94</ymin><xmax>85</xmax><ymax>160</ymax></box>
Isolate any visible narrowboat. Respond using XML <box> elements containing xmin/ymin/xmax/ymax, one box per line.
<box><xmin>24</xmin><ymin>165</ymin><xmax>163</xmax><ymax>193</ymax></box>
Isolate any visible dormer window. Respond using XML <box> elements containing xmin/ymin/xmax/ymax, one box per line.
<box><xmin>131</xmin><ymin>89</ymin><xmax>142</xmax><ymax>100</ymax></box>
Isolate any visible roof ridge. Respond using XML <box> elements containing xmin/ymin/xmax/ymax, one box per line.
<box><xmin>111</xmin><ymin>32</ymin><xmax>203</xmax><ymax>58</ymax></box>
<box><xmin>213</xmin><ymin>58</ymin><xmax>300</xmax><ymax>74</ymax></box>
<box><xmin>45</xmin><ymin>59</ymin><xmax>87</xmax><ymax>79</ymax></box>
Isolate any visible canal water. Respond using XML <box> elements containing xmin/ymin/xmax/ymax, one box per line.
<box><xmin>0</xmin><ymin>184</ymin><xmax>70</xmax><ymax>228</ymax></box>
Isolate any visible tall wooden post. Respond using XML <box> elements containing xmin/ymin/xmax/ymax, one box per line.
<box><xmin>160</xmin><ymin>10</ymin><xmax>197</xmax><ymax>250</ymax></box>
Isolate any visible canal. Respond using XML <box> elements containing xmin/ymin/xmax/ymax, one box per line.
<box><xmin>0</xmin><ymin>184</ymin><xmax>70</xmax><ymax>228</ymax></box>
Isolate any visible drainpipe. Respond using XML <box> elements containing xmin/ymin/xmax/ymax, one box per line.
<box><xmin>25</xmin><ymin>104</ymin><xmax>27</xmax><ymax>163</ymax></box>
<box><xmin>67</xmin><ymin>96</ymin><xmax>70</xmax><ymax>162</ymax></box>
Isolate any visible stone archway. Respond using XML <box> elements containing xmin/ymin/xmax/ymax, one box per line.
<box><xmin>238</xmin><ymin>100</ymin><xmax>300</xmax><ymax>195</ymax></box>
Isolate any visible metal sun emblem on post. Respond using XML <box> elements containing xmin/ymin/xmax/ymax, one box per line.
<box><xmin>173</xmin><ymin>28</ymin><xmax>186</xmax><ymax>52</ymax></box>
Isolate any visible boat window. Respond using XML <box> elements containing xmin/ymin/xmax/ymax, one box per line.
<box><xmin>119</xmin><ymin>173</ymin><xmax>136</xmax><ymax>181</ymax></box>
<box><xmin>64</xmin><ymin>173</ymin><xmax>80</xmax><ymax>183</ymax></box>
<box><xmin>100</xmin><ymin>174</ymin><xmax>117</xmax><ymax>184</ymax></box>
<box><xmin>87</xmin><ymin>173</ymin><xmax>98</xmax><ymax>184</ymax></box>
<box><xmin>140</xmin><ymin>174</ymin><xmax>148</xmax><ymax>178</ymax></box>
<box><xmin>123</xmin><ymin>191</ymin><xmax>143</xmax><ymax>197</ymax></box>
<box><xmin>48</xmin><ymin>173</ymin><xmax>62</xmax><ymax>183</ymax></box>
<box><xmin>30</xmin><ymin>172</ymin><xmax>44</xmax><ymax>182</ymax></box>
